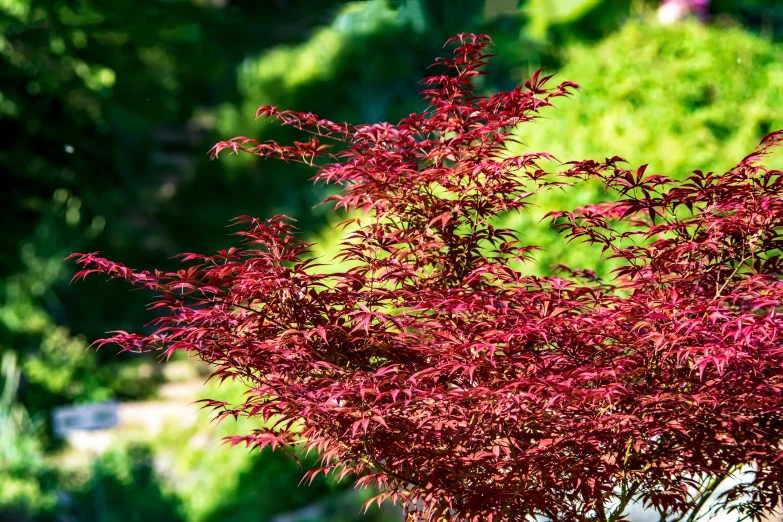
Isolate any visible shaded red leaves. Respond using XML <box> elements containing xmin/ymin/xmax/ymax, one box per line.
<box><xmin>71</xmin><ymin>34</ymin><xmax>783</xmax><ymax>522</ymax></box>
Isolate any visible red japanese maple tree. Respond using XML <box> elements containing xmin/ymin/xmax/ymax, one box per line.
<box><xmin>71</xmin><ymin>35</ymin><xmax>783</xmax><ymax>521</ymax></box>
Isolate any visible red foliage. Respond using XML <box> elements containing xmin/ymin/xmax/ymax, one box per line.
<box><xmin>71</xmin><ymin>34</ymin><xmax>783</xmax><ymax>521</ymax></box>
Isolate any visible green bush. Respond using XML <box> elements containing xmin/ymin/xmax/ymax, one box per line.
<box><xmin>58</xmin><ymin>442</ymin><xmax>185</xmax><ymax>522</ymax></box>
<box><xmin>504</xmin><ymin>18</ymin><xmax>783</xmax><ymax>276</ymax></box>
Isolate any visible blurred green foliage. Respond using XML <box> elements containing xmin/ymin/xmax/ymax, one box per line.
<box><xmin>1</xmin><ymin>1</ymin><xmax>506</xmax><ymax>520</ymax></box>
<box><xmin>0</xmin><ymin>352</ymin><xmax>56</xmax><ymax>520</ymax></box>
<box><xmin>146</xmin><ymin>379</ymin><xmax>392</xmax><ymax>522</ymax></box>
<box><xmin>1</xmin><ymin>0</ymin><xmax>488</xmax><ymax>414</ymax></box>
<box><xmin>58</xmin><ymin>443</ymin><xmax>185</xmax><ymax>522</ymax></box>
<box><xmin>504</xmin><ymin>17</ymin><xmax>783</xmax><ymax>277</ymax></box>
<box><xmin>525</xmin><ymin>19</ymin><xmax>783</xmax><ymax>174</ymax></box>
<box><xmin>522</xmin><ymin>0</ymin><xmax>627</xmax><ymax>42</ymax></box>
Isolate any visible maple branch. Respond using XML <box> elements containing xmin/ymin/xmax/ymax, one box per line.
<box><xmin>607</xmin><ymin>480</ymin><xmax>641</xmax><ymax>522</ymax></box>
<box><xmin>679</xmin><ymin>467</ymin><xmax>738</xmax><ymax>522</ymax></box>
<box><xmin>714</xmin><ymin>247</ymin><xmax>748</xmax><ymax>299</ymax></box>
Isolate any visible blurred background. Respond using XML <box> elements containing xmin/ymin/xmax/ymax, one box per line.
<box><xmin>2</xmin><ymin>0</ymin><xmax>783</xmax><ymax>520</ymax></box>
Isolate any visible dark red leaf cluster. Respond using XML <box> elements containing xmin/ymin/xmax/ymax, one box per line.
<box><xmin>71</xmin><ymin>34</ymin><xmax>783</xmax><ymax>522</ymax></box>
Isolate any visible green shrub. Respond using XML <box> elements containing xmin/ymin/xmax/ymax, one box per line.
<box><xmin>58</xmin><ymin>442</ymin><xmax>185</xmax><ymax>522</ymax></box>
<box><xmin>505</xmin><ymin>18</ymin><xmax>783</xmax><ymax>276</ymax></box>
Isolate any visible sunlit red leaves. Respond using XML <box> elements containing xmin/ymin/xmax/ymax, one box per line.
<box><xmin>71</xmin><ymin>34</ymin><xmax>783</xmax><ymax>522</ymax></box>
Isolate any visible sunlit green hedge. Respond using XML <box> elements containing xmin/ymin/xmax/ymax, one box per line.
<box><xmin>505</xmin><ymin>18</ymin><xmax>783</xmax><ymax>277</ymax></box>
